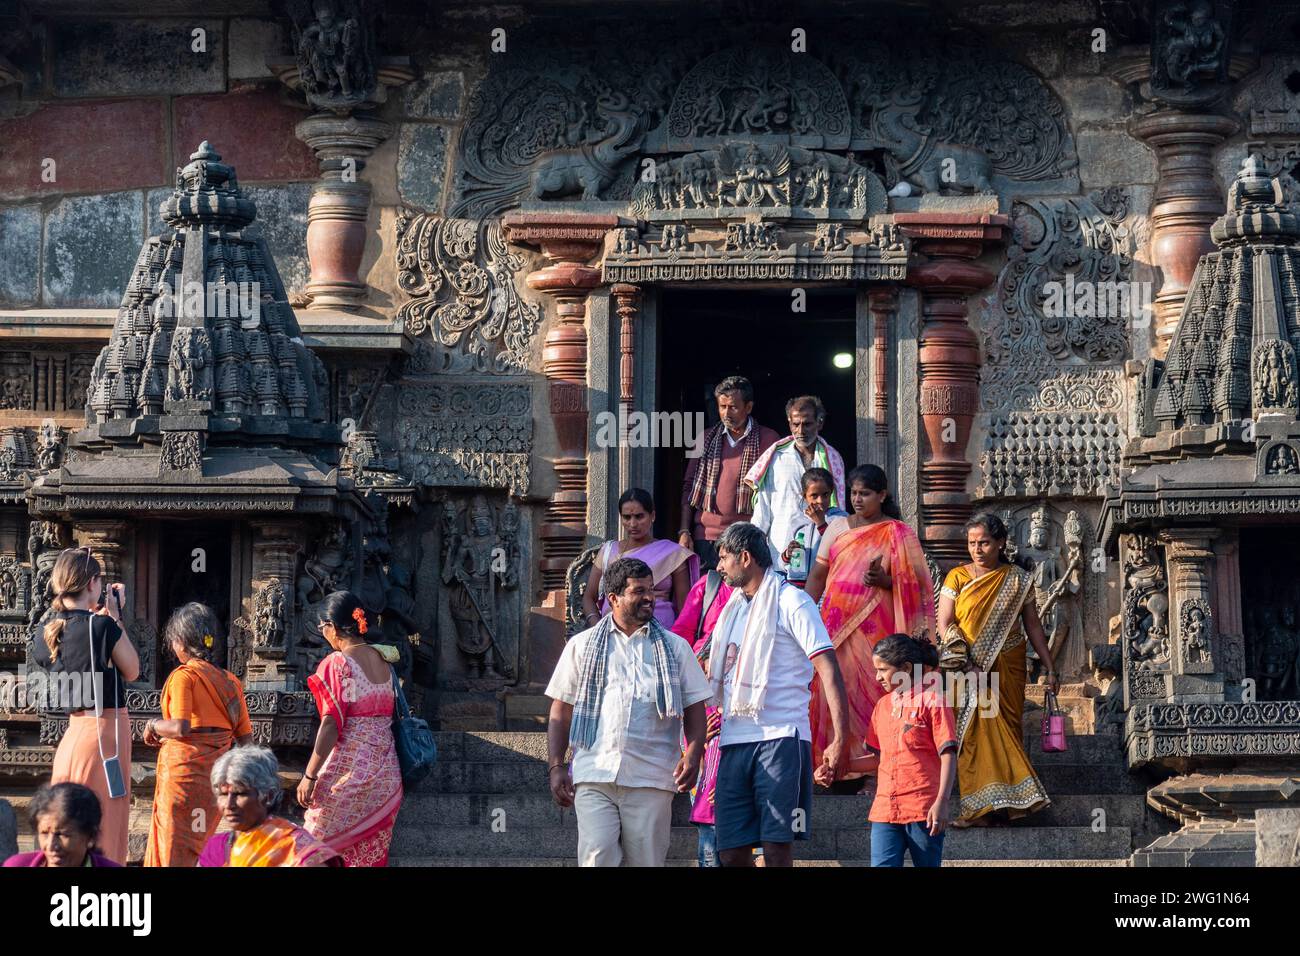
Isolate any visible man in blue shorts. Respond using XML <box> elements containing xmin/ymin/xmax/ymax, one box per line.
<box><xmin>707</xmin><ymin>521</ymin><xmax>849</xmax><ymax>867</ymax></box>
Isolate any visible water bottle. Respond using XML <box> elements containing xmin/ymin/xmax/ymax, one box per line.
<box><xmin>788</xmin><ymin>528</ymin><xmax>808</xmax><ymax>578</ymax></box>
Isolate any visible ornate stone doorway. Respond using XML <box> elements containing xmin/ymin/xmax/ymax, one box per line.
<box><xmin>650</xmin><ymin>287</ymin><xmax>857</xmax><ymax>536</ymax></box>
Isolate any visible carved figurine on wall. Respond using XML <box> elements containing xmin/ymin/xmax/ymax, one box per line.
<box><xmin>1156</xmin><ymin>0</ymin><xmax>1227</xmax><ymax>96</ymax></box>
<box><xmin>26</xmin><ymin>520</ymin><xmax>63</xmax><ymax>627</ymax></box>
<box><xmin>252</xmin><ymin>580</ymin><xmax>287</xmax><ymax>650</ymax></box>
<box><xmin>1254</xmin><ymin>603</ymin><xmax>1300</xmax><ymax>701</ymax></box>
<box><xmin>1122</xmin><ymin>535</ymin><xmax>1170</xmax><ymax>671</ymax></box>
<box><xmin>297</xmin><ymin>523</ymin><xmax>350</xmax><ymax>608</ymax></box>
<box><xmin>35</xmin><ymin>421</ymin><xmax>63</xmax><ymax>470</ymax></box>
<box><xmin>291</xmin><ymin>0</ymin><xmax>375</xmax><ymax>109</ymax></box>
<box><xmin>442</xmin><ymin>496</ymin><xmax>515</xmax><ymax>680</ymax></box>
<box><xmin>1040</xmin><ymin>511</ymin><xmax>1087</xmax><ymax>679</ymax></box>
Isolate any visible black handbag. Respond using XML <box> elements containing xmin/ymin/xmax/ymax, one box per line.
<box><xmin>389</xmin><ymin>668</ymin><xmax>437</xmax><ymax>787</ymax></box>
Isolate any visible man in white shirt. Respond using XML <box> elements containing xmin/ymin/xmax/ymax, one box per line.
<box><xmin>708</xmin><ymin>522</ymin><xmax>849</xmax><ymax>867</ymax></box>
<box><xmin>545</xmin><ymin>557</ymin><xmax>712</xmax><ymax>866</ymax></box>
<box><xmin>746</xmin><ymin>395</ymin><xmax>846</xmax><ymax>574</ymax></box>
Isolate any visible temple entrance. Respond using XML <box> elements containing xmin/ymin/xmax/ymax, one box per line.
<box><xmin>156</xmin><ymin>521</ymin><xmax>234</xmax><ymax>682</ymax></box>
<box><xmin>653</xmin><ymin>287</ymin><xmax>857</xmax><ymax>539</ymax></box>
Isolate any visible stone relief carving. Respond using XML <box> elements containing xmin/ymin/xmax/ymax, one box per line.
<box><xmin>1010</xmin><ymin>505</ymin><xmax>1090</xmax><ymax>679</ymax></box>
<box><xmin>1151</xmin><ymin>0</ymin><xmax>1231</xmax><ymax>105</ymax></box>
<box><xmin>1264</xmin><ymin>441</ymin><xmax>1300</xmax><ymax>475</ymax></box>
<box><xmin>1180</xmin><ymin>596</ymin><xmax>1213</xmax><ymax>668</ymax></box>
<box><xmin>165</xmin><ymin>328</ymin><xmax>214</xmax><ymax>406</ymax></box>
<box><xmin>977</xmin><ymin>408</ymin><xmax>1123</xmax><ymax>499</ymax></box>
<box><xmin>34</xmin><ymin>422</ymin><xmax>63</xmax><ymax>470</ymax></box>
<box><xmin>440</xmin><ymin>495</ymin><xmax>519</xmax><ymax>682</ymax></box>
<box><xmin>395</xmin><ymin>214</ymin><xmax>542</xmax><ymax>375</ymax></box>
<box><xmin>296</xmin><ymin>522</ymin><xmax>350</xmax><ymax>609</ymax></box>
<box><xmin>629</xmin><ymin>144</ymin><xmax>886</xmax><ymax>218</ymax></box>
<box><xmin>287</xmin><ymin>0</ymin><xmax>377</xmax><ymax>112</ymax></box>
<box><xmin>1253</xmin><ymin>339</ymin><xmax>1298</xmax><ymax>414</ymax></box>
<box><xmin>0</xmin><ymin>557</ymin><xmax>30</xmax><ymax>621</ymax></box>
<box><xmin>1122</xmin><ymin>534</ymin><xmax>1171</xmax><ymax>687</ymax></box>
<box><xmin>25</xmin><ymin>521</ymin><xmax>63</xmax><ymax>627</ymax></box>
<box><xmin>251</xmin><ymin>580</ymin><xmax>288</xmax><ymax>650</ymax></box>
<box><xmin>160</xmin><ymin>432</ymin><xmax>202</xmax><ymax>473</ymax></box>
<box><xmin>603</xmin><ymin>219</ymin><xmax>908</xmax><ymax>284</ymax></box>
<box><xmin>450</xmin><ymin>35</ymin><xmax>1077</xmax><ymax>218</ymax></box>
<box><xmin>983</xmin><ymin>190</ymin><xmax>1136</xmax><ymax>414</ymax></box>
<box><xmin>394</xmin><ymin>380</ymin><xmax>532</xmax><ymax>496</ymax></box>
<box><xmin>565</xmin><ymin>545</ymin><xmax>600</xmax><ymax>638</ymax></box>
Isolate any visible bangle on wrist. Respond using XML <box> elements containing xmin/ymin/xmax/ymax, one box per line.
<box><xmin>548</xmin><ymin>763</ymin><xmax>567</xmax><ymax>774</ymax></box>
<box><xmin>304</xmin><ymin>772</ymin><xmax>317</xmax><ymax>782</ymax></box>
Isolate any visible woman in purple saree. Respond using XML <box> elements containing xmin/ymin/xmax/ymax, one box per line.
<box><xmin>581</xmin><ymin>488</ymin><xmax>699</xmax><ymax>629</ymax></box>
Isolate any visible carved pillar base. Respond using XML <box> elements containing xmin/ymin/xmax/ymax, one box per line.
<box><xmin>503</xmin><ymin>213</ymin><xmax>620</xmax><ymax>593</ymax></box>
<box><xmin>897</xmin><ymin>213</ymin><xmax>1009</xmax><ymax>568</ymax></box>
<box><xmin>1131</xmin><ymin>111</ymin><xmax>1239</xmax><ymax>355</ymax></box>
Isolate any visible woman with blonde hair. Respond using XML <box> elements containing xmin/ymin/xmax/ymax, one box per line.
<box><xmin>143</xmin><ymin>602</ymin><xmax>253</xmax><ymax>867</ymax></box>
<box><xmin>31</xmin><ymin>547</ymin><xmax>139</xmax><ymax>863</ymax></box>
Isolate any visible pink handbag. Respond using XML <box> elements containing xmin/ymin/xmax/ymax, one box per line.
<box><xmin>1041</xmin><ymin>691</ymin><xmax>1068</xmax><ymax>753</ymax></box>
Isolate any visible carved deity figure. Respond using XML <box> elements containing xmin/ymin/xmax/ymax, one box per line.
<box><xmin>35</xmin><ymin>421</ymin><xmax>62</xmax><ymax>470</ymax></box>
<box><xmin>298</xmin><ymin>0</ymin><xmax>367</xmax><ymax>101</ymax></box>
<box><xmin>252</xmin><ymin>580</ymin><xmax>287</xmax><ymax>650</ymax></box>
<box><xmin>0</xmin><ymin>565</ymin><xmax>16</xmax><ymax>611</ymax></box>
<box><xmin>442</xmin><ymin>497</ymin><xmax>513</xmax><ymax>680</ymax></box>
<box><xmin>1255</xmin><ymin>604</ymin><xmax>1299</xmax><ymax>700</ymax></box>
<box><xmin>1160</xmin><ymin>0</ymin><xmax>1227</xmax><ymax>93</ymax></box>
<box><xmin>1123</xmin><ymin>535</ymin><xmax>1170</xmax><ymax>670</ymax></box>
<box><xmin>298</xmin><ymin>524</ymin><xmax>350</xmax><ymax>607</ymax></box>
<box><xmin>1268</xmin><ymin>444</ymin><xmax>1300</xmax><ymax>475</ymax></box>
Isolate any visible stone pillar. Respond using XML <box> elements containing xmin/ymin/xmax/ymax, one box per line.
<box><xmin>295</xmin><ymin>113</ymin><xmax>394</xmax><ymax>311</ymax></box>
<box><xmin>611</xmin><ymin>283</ymin><xmax>640</xmax><ymax>495</ymax></box>
<box><xmin>244</xmin><ymin>520</ymin><xmax>302</xmax><ymax>688</ymax></box>
<box><xmin>72</xmin><ymin>520</ymin><xmax>130</xmax><ymax>584</ymax></box>
<box><xmin>1158</xmin><ymin>528</ymin><xmax>1224</xmax><ymax>699</ymax></box>
<box><xmin>502</xmin><ymin>213</ymin><xmax>621</xmax><ymax>593</ymax></box>
<box><xmin>896</xmin><ymin>213</ymin><xmax>1009</xmax><ymax>567</ymax></box>
<box><xmin>868</xmin><ymin>289</ymin><xmax>896</xmax><ymax>467</ymax></box>
<box><xmin>1131</xmin><ymin>111</ymin><xmax>1239</xmax><ymax>355</ymax></box>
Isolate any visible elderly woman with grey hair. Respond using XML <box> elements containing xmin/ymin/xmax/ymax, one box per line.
<box><xmin>197</xmin><ymin>746</ymin><xmax>342</xmax><ymax>867</ymax></box>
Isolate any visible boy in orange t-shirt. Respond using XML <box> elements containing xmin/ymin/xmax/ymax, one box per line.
<box><xmin>815</xmin><ymin>633</ymin><xmax>957</xmax><ymax>867</ymax></box>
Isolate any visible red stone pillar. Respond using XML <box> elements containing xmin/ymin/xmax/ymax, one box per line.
<box><xmin>895</xmin><ymin>213</ymin><xmax>1009</xmax><ymax>567</ymax></box>
<box><xmin>611</xmin><ymin>283</ymin><xmax>640</xmax><ymax>493</ymax></box>
<box><xmin>503</xmin><ymin>213</ymin><xmax>621</xmax><ymax>593</ymax></box>
<box><xmin>868</xmin><ymin>289</ymin><xmax>896</xmax><ymax>466</ymax></box>
<box><xmin>1131</xmin><ymin>111</ymin><xmax>1239</xmax><ymax>355</ymax></box>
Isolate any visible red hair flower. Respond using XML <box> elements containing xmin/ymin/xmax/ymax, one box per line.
<box><xmin>352</xmin><ymin>606</ymin><xmax>368</xmax><ymax>635</ymax></box>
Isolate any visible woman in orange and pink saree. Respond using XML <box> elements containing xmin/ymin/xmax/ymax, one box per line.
<box><xmin>299</xmin><ymin>591</ymin><xmax>403</xmax><ymax>867</ymax></box>
<box><xmin>806</xmin><ymin>465</ymin><xmax>935</xmax><ymax>786</ymax></box>
<box><xmin>582</xmin><ymin>488</ymin><xmax>698</xmax><ymax>630</ymax></box>
<box><xmin>938</xmin><ymin>512</ymin><xmax>1054</xmax><ymax>825</ymax></box>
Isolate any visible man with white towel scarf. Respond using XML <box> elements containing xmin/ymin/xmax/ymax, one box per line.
<box><xmin>708</xmin><ymin>521</ymin><xmax>850</xmax><ymax>867</ymax></box>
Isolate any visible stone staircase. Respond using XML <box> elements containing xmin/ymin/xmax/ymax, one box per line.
<box><xmin>389</xmin><ymin>729</ymin><xmax>1171</xmax><ymax>866</ymax></box>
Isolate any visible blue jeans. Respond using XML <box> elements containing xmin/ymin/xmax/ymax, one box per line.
<box><xmin>695</xmin><ymin>823</ymin><xmax>719</xmax><ymax>868</ymax></box>
<box><xmin>870</xmin><ymin>821</ymin><xmax>945</xmax><ymax>867</ymax></box>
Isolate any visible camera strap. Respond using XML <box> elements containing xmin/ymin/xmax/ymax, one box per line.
<box><xmin>87</xmin><ymin>614</ymin><xmax>121</xmax><ymax>765</ymax></box>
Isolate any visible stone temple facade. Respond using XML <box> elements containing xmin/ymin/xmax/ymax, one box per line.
<box><xmin>2</xmin><ymin>0</ymin><xmax>1300</xmax><ymax>864</ymax></box>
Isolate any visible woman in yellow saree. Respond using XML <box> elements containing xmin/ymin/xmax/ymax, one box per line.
<box><xmin>938</xmin><ymin>512</ymin><xmax>1056</xmax><ymax>824</ymax></box>
<box><xmin>806</xmin><ymin>465</ymin><xmax>935</xmax><ymax>784</ymax></box>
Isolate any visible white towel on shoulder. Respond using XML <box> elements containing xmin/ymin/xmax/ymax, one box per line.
<box><xmin>707</xmin><ymin>568</ymin><xmax>784</xmax><ymax>718</ymax></box>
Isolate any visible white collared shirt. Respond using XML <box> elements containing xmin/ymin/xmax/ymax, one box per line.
<box><xmin>724</xmin><ymin>418</ymin><xmax>753</xmax><ymax>448</ymax></box>
<box><xmin>750</xmin><ymin>440</ymin><xmax>820</xmax><ymax>571</ymax></box>
<box><xmin>546</xmin><ymin>621</ymin><xmax>713</xmax><ymax>791</ymax></box>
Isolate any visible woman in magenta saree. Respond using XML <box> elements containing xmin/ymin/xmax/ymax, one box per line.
<box><xmin>805</xmin><ymin>465</ymin><xmax>935</xmax><ymax>782</ymax></box>
<box><xmin>582</xmin><ymin>488</ymin><xmax>698</xmax><ymax>629</ymax></box>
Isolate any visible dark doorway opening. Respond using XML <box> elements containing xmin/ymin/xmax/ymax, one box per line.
<box><xmin>1240</xmin><ymin>527</ymin><xmax>1300</xmax><ymax>701</ymax></box>
<box><xmin>654</xmin><ymin>287</ymin><xmax>857</xmax><ymax>539</ymax></box>
<box><xmin>157</xmin><ymin>521</ymin><xmax>233</xmax><ymax>682</ymax></box>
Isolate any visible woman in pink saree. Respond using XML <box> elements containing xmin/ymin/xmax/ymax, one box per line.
<box><xmin>299</xmin><ymin>591</ymin><xmax>403</xmax><ymax>867</ymax></box>
<box><xmin>806</xmin><ymin>465</ymin><xmax>935</xmax><ymax>785</ymax></box>
<box><xmin>582</xmin><ymin>488</ymin><xmax>699</xmax><ymax>629</ymax></box>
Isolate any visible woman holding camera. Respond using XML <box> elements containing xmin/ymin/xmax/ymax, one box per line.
<box><xmin>31</xmin><ymin>547</ymin><xmax>139</xmax><ymax>864</ymax></box>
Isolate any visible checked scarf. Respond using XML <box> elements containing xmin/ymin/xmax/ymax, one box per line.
<box><xmin>686</xmin><ymin>420</ymin><xmax>765</xmax><ymax>517</ymax></box>
<box><xmin>570</xmin><ymin>614</ymin><xmax>683</xmax><ymax>751</ymax></box>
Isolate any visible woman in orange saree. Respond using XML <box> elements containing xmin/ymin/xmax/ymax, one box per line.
<box><xmin>143</xmin><ymin>603</ymin><xmax>252</xmax><ymax>867</ymax></box>
<box><xmin>806</xmin><ymin>465</ymin><xmax>935</xmax><ymax>782</ymax></box>
<box><xmin>938</xmin><ymin>512</ymin><xmax>1056</xmax><ymax>824</ymax></box>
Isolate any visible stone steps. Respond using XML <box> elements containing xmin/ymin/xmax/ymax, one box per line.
<box><xmin>389</xmin><ymin>729</ymin><xmax>1149</xmax><ymax>865</ymax></box>
<box><xmin>389</xmin><ymin>824</ymin><xmax>1132</xmax><ymax>862</ymax></box>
